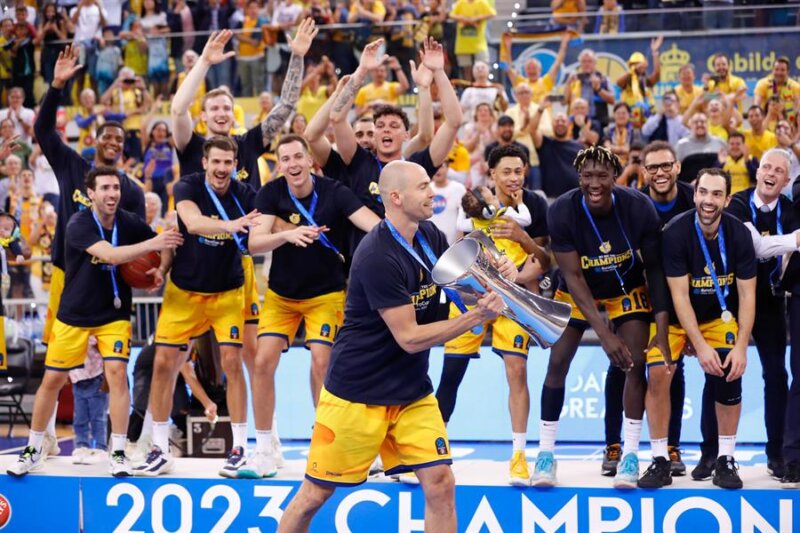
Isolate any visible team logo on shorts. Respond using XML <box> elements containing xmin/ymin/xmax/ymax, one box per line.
<box><xmin>622</xmin><ymin>297</ymin><xmax>632</xmax><ymax>312</ymax></box>
<box><xmin>435</xmin><ymin>437</ymin><xmax>448</xmax><ymax>456</ymax></box>
<box><xmin>113</xmin><ymin>340</ymin><xmax>123</xmax><ymax>354</ymax></box>
<box><xmin>513</xmin><ymin>335</ymin><xmax>524</xmax><ymax>349</ymax></box>
<box><xmin>725</xmin><ymin>332</ymin><xmax>735</xmax><ymax>345</ymax></box>
<box><xmin>599</xmin><ymin>241</ymin><xmax>612</xmax><ymax>254</ymax></box>
<box><xmin>251</xmin><ymin>303</ymin><xmax>259</xmax><ymax>316</ymax></box>
<box><xmin>320</xmin><ymin>324</ymin><xmax>331</xmax><ymax>338</ymax></box>
<box><xmin>289</xmin><ymin>213</ymin><xmax>301</xmax><ymax>225</ymax></box>
<box><xmin>230</xmin><ymin>326</ymin><xmax>240</xmax><ymax>340</ymax></box>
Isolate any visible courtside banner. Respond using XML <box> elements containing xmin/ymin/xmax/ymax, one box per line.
<box><xmin>69</xmin><ymin>478</ymin><xmax>800</xmax><ymax>532</ymax></box>
<box><xmin>0</xmin><ymin>475</ymin><xmax>80</xmax><ymax>530</ymax></box>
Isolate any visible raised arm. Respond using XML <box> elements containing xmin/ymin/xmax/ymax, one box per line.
<box><xmin>546</xmin><ymin>33</ymin><xmax>570</xmax><ymax>81</ymax></box>
<box><xmin>35</xmin><ymin>45</ymin><xmax>84</xmax><ymax>164</ymax></box>
<box><xmin>403</xmin><ymin>59</ymin><xmax>434</xmax><ymax>157</ymax></box>
<box><xmin>305</xmin><ymin>76</ymin><xmax>350</xmax><ymax>168</ymax></box>
<box><xmin>86</xmin><ymin>228</ymin><xmax>183</xmax><ymax>265</ymax></box>
<box><xmin>425</xmin><ymin>38</ymin><xmax>463</xmax><ymax>166</ymax></box>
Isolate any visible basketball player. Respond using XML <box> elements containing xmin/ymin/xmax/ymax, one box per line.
<box><xmin>238</xmin><ymin>135</ymin><xmax>380</xmax><ymax>478</ymax></box>
<box><xmin>277</xmin><ymin>161</ymin><xmax>509</xmax><ymax>532</ymax></box>
<box><xmin>532</xmin><ymin>146</ymin><xmax>670</xmax><ymax>489</ymax></box>
<box><xmin>134</xmin><ymin>137</ymin><xmax>259</xmax><ymax>477</ymax></box>
<box><xmin>646</xmin><ymin>168</ymin><xmax>756</xmax><ymax>489</ymax></box>
<box><xmin>7</xmin><ymin>167</ymin><xmax>182</xmax><ymax>478</ymax></box>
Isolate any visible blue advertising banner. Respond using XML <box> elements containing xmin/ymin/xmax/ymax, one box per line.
<box><xmin>0</xmin><ymin>475</ymin><xmax>80</xmax><ymax>531</ymax></box>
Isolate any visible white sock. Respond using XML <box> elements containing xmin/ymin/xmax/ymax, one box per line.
<box><xmin>622</xmin><ymin>417</ymin><xmax>642</xmax><ymax>457</ymax></box>
<box><xmin>28</xmin><ymin>430</ymin><xmax>45</xmax><ymax>452</ymax></box>
<box><xmin>718</xmin><ymin>435</ymin><xmax>736</xmax><ymax>458</ymax></box>
<box><xmin>152</xmin><ymin>421</ymin><xmax>170</xmax><ymax>453</ymax></box>
<box><xmin>651</xmin><ymin>437</ymin><xmax>668</xmax><ymax>459</ymax></box>
<box><xmin>512</xmin><ymin>432</ymin><xmax>526</xmax><ymax>452</ymax></box>
<box><xmin>231</xmin><ymin>423</ymin><xmax>247</xmax><ymax>450</ymax></box>
<box><xmin>111</xmin><ymin>433</ymin><xmax>127</xmax><ymax>453</ymax></box>
<box><xmin>539</xmin><ymin>420</ymin><xmax>558</xmax><ymax>452</ymax></box>
<box><xmin>47</xmin><ymin>403</ymin><xmax>58</xmax><ymax>436</ymax></box>
<box><xmin>255</xmin><ymin>430</ymin><xmax>273</xmax><ymax>453</ymax></box>
<box><xmin>141</xmin><ymin>410</ymin><xmax>153</xmax><ymax>439</ymax></box>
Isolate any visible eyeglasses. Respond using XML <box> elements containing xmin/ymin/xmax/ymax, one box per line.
<box><xmin>644</xmin><ymin>161</ymin><xmax>676</xmax><ymax>174</ymax></box>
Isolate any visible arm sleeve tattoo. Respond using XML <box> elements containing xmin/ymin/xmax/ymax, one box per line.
<box><xmin>261</xmin><ymin>53</ymin><xmax>304</xmax><ymax>146</ymax></box>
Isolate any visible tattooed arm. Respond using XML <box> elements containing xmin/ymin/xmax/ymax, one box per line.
<box><xmin>305</xmin><ymin>75</ymin><xmax>351</xmax><ymax>168</ymax></box>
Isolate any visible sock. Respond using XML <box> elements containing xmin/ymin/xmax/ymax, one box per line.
<box><xmin>231</xmin><ymin>423</ymin><xmax>247</xmax><ymax>450</ymax></box>
<box><xmin>622</xmin><ymin>417</ymin><xmax>642</xmax><ymax>457</ymax></box>
<box><xmin>539</xmin><ymin>420</ymin><xmax>558</xmax><ymax>452</ymax></box>
<box><xmin>141</xmin><ymin>410</ymin><xmax>153</xmax><ymax>438</ymax></box>
<box><xmin>718</xmin><ymin>435</ymin><xmax>736</xmax><ymax>458</ymax></box>
<box><xmin>47</xmin><ymin>403</ymin><xmax>58</xmax><ymax>436</ymax></box>
<box><xmin>28</xmin><ymin>430</ymin><xmax>44</xmax><ymax>452</ymax></box>
<box><xmin>111</xmin><ymin>433</ymin><xmax>127</xmax><ymax>453</ymax></box>
<box><xmin>153</xmin><ymin>421</ymin><xmax>170</xmax><ymax>453</ymax></box>
<box><xmin>512</xmin><ymin>432</ymin><xmax>526</xmax><ymax>453</ymax></box>
<box><xmin>651</xmin><ymin>438</ymin><xmax>668</xmax><ymax>460</ymax></box>
<box><xmin>255</xmin><ymin>430</ymin><xmax>273</xmax><ymax>454</ymax></box>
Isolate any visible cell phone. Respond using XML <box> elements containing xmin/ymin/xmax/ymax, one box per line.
<box><xmin>545</xmin><ymin>95</ymin><xmax>564</xmax><ymax>104</ymax></box>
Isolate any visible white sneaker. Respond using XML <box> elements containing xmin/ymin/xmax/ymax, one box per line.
<box><xmin>109</xmin><ymin>451</ymin><xmax>133</xmax><ymax>477</ymax></box>
<box><xmin>271</xmin><ymin>433</ymin><xmax>285</xmax><ymax>468</ymax></box>
<box><xmin>131</xmin><ymin>435</ymin><xmax>153</xmax><ymax>465</ymax></box>
<box><xmin>72</xmin><ymin>447</ymin><xmax>90</xmax><ymax>465</ymax></box>
<box><xmin>369</xmin><ymin>456</ymin><xmax>384</xmax><ymax>476</ymax></box>
<box><xmin>132</xmin><ymin>446</ymin><xmax>174</xmax><ymax>477</ymax></box>
<box><xmin>7</xmin><ymin>446</ymin><xmax>43</xmax><ymax>477</ymax></box>
<box><xmin>238</xmin><ymin>451</ymin><xmax>277</xmax><ymax>479</ymax></box>
<box><xmin>219</xmin><ymin>446</ymin><xmax>247</xmax><ymax>478</ymax></box>
<box><xmin>42</xmin><ymin>433</ymin><xmax>60</xmax><ymax>460</ymax></box>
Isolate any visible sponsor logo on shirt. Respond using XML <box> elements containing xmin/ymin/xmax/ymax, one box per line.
<box><xmin>198</xmin><ymin>217</ymin><xmax>234</xmax><ymax>247</ymax></box>
<box><xmin>369</xmin><ymin>181</ymin><xmax>381</xmax><ymax>197</ymax></box>
<box><xmin>289</xmin><ymin>213</ymin><xmax>301</xmax><ymax>225</ymax></box>
<box><xmin>432</xmin><ymin>194</ymin><xmax>447</xmax><ymax>215</ymax></box>
<box><xmin>411</xmin><ymin>282</ymin><xmax>438</xmax><ymax>311</ymax></box>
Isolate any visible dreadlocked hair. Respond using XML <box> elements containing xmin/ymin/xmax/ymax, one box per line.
<box><xmin>573</xmin><ymin>145</ymin><xmax>624</xmax><ymax>177</ymax></box>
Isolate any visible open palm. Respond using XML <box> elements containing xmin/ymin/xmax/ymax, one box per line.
<box><xmin>202</xmin><ymin>30</ymin><xmax>236</xmax><ymax>65</ymax></box>
<box><xmin>420</xmin><ymin>37</ymin><xmax>444</xmax><ymax>72</ymax></box>
<box><xmin>288</xmin><ymin>18</ymin><xmax>319</xmax><ymax>56</ymax></box>
<box><xmin>53</xmin><ymin>45</ymin><xmax>83</xmax><ymax>84</ymax></box>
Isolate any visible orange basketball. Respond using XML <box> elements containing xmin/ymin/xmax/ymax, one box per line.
<box><xmin>120</xmin><ymin>251</ymin><xmax>161</xmax><ymax>289</ymax></box>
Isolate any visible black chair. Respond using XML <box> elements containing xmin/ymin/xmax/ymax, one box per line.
<box><xmin>0</xmin><ymin>336</ymin><xmax>34</xmax><ymax>437</ymax></box>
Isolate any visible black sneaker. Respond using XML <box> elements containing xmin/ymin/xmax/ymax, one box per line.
<box><xmin>767</xmin><ymin>458</ymin><xmax>785</xmax><ymax>480</ymax></box>
<box><xmin>638</xmin><ymin>457</ymin><xmax>672</xmax><ymax>488</ymax></box>
<box><xmin>668</xmin><ymin>446</ymin><xmax>686</xmax><ymax>476</ymax></box>
<box><xmin>781</xmin><ymin>460</ymin><xmax>800</xmax><ymax>489</ymax></box>
<box><xmin>601</xmin><ymin>444</ymin><xmax>621</xmax><ymax>476</ymax></box>
<box><xmin>712</xmin><ymin>455</ymin><xmax>743</xmax><ymax>489</ymax></box>
<box><xmin>691</xmin><ymin>454</ymin><xmax>716</xmax><ymax>481</ymax></box>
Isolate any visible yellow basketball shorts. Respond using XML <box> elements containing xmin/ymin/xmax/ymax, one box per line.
<box><xmin>258</xmin><ymin>289</ymin><xmax>345</xmax><ymax>350</ymax></box>
<box><xmin>45</xmin><ymin>319</ymin><xmax>131</xmax><ymax>371</ymax></box>
<box><xmin>443</xmin><ymin>302</ymin><xmax>531</xmax><ymax>359</ymax></box>
<box><xmin>42</xmin><ymin>266</ymin><xmax>65</xmax><ymax>345</ymax></box>
<box><xmin>646</xmin><ymin>318</ymin><xmax>738</xmax><ymax>367</ymax></box>
<box><xmin>155</xmin><ymin>279</ymin><xmax>245</xmax><ymax>347</ymax></box>
<box><xmin>555</xmin><ymin>285</ymin><xmax>652</xmax><ymax>329</ymax></box>
<box><xmin>305</xmin><ymin>387</ymin><xmax>452</xmax><ymax>486</ymax></box>
<box><xmin>242</xmin><ymin>255</ymin><xmax>260</xmax><ymax>324</ymax></box>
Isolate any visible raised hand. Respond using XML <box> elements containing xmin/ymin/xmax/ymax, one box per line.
<box><xmin>409</xmin><ymin>60</ymin><xmax>433</xmax><ymax>90</ymax></box>
<box><xmin>288</xmin><ymin>18</ymin><xmax>319</xmax><ymax>57</ymax></box>
<box><xmin>358</xmin><ymin>39</ymin><xmax>386</xmax><ymax>71</ymax></box>
<box><xmin>53</xmin><ymin>45</ymin><xmax>83</xmax><ymax>88</ymax></box>
<box><xmin>227</xmin><ymin>209</ymin><xmax>262</xmax><ymax>234</ymax></box>
<box><xmin>651</xmin><ymin>35</ymin><xmax>664</xmax><ymax>54</ymax></box>
<box><xmin>151</xmin><ymin>228</ymin><xmax>184</xmax><ymax>250</ymax></box>
<box><xmin>419</xmin><ymin>37</ymin><xmax>445</xmax><ymax>72</ymax></box>
<box><xmin>201</xmin><ymin>30</ymin><xmax>236</xmax><ymax>66</ymax></box>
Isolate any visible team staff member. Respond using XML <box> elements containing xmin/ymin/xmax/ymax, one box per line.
<box><xmin>135</xmin><ymin>137</ymin><xmax>259</xmax><ymax>478</ymax></box>
<box><xmin>7</xmin><ymin>167</ymin><xmax>182</xmax><ymax>478</ymax></box>
<box><xmin>277</xmin><ymin>161</ymin><xmax>509</xmax><ymax>532</ymax></box>
<box><xmin>239</xmin><ymin>135</ymin><xmax>380</xmax><ymax>479</ymax></box>
<box><xmin>435</xmin><ymin>144</ymin><xmax>550</xmax><ymax>486</ymax></box>
<box><xmin>603</xmin><ymin>141</ymin><xmax>694</xmax><ymax>477</ymax></box>
<box><xmin>532</xmin><ymin>146</ymin><xmax>670</xmax><ymax>489</ymax></box>
<box><xmin>650</xmin><ymin>169</ymin><xmax>756</xmax><ymax>490</ymax></box>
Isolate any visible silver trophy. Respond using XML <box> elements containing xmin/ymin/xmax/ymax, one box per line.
<box><xmin>432</xmin><ymin>231</ymin><xmax>571</xmax><ymax>348</ymax></box>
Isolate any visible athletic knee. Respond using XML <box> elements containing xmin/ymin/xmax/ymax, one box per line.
<box><xmin>295</xmin><ymin>481</ymin><xmax>334</xmax><ymax>512</ymax></box>
<box><xmin>647</xmin><ymin>367</ymin><xmax>671</xmax><ymax>395</ymax></box>
<box><xmin>104</xmin><ymin>364</ymin><xmax>128</xmax><ymax>387</ymax></box>
<box><xmin>220</xmin><ymin>350</ymin><xmax>244</xmax><ymax>376</ymax></box>
<box><xmin>420</xmin><ymin>467</ymin><xmax>455</xmax><ymax>504</ymax></box>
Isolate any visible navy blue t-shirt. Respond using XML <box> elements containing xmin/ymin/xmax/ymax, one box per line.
<box><xmin>58</xmin><ymin>209</ymin><xmax>155</xmax><ymax>327</ymax></box>
<box><xmin>172</xmin><ymin>173</ymin><xmax>255</xmax><ymax>293</ymax></box>
<box><xmin>663</xmin><ymin>210</ymin><xmax>756</xmax><ymax>324</ymax></box>
<box><xmin>256</xmin><ymin>175</ymin><xmax>364</xmax><ymax>299</ymax></box>
<box><xmin>641</xmin><ymin>181</ymin><xmax>695</xmax><ymax>227</ymax></box>
<box><xmin>325</xmin><ymin>220</ymin><xmax>448</xmax><ymax>405</ymax></box>
<box><xmin>548</xmin><ymin>186</ymin><xmax>661</xmax><ymax>300</ymax></box>
<box><xmin>177</xmin><ymin>129</ymin><xmax>265</xmax><ymax>191</ymax></box>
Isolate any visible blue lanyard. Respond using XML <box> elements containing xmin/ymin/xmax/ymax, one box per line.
<box><xmin>91</xmin><ymin>211</ymin><xmax>122</xmax><ymax>309</ymax></box>
<box><xmin>204</xmin><ymin>181</ymin><xmax>248</xmax><ymax>254</ymax></box>
<box><xmin>694</xmin><ymin>214</ymin><xmax>729</xmax><ymax>313</ymax></box>
<box><xmin>581</xmin><ymin>193</ymin><xmax>635</xmax><ymax>294</ymax></box>
<box><xmin>287</xmin><ymin>177</ymin><xmax>344</xmax><ymax>262</ymax></box>
<box><xmin>749</xmin><ymin>191</ymin><xmax>783</xmax><ymax>286</ymax></box>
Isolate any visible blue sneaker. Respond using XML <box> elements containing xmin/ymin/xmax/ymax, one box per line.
<box><xmin>614</xmin><ymin>452</ymin><xmax>639</xmax><ymax>489</ymax></box>
<box><xmin>531</xmin><ymin>451</ymin><xmax>557</xmax><ymax>487</ymax></box>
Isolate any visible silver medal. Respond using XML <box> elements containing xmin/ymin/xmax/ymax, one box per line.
<box><xmin>114</xmin><ymin>296</ymin><xmax>122</xmax><ymax>310</ymax></box>
<box><xmin>721</xmin><ymin>310</ymin><xmax>733</xmax><ymax>323</ymax></box>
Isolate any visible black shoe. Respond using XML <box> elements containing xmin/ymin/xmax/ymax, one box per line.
<box><xmin>781</xmin><ymin>460</ymin><xmax>800</xmax><ymax>489</ymax></box>
<box><xmin>601</xmin><ymin>444</ymin><xmax>621</xmax><ymax>476</ymax></box>
<box><xmin>668</xmin><ymin>445</ymin><xmax>686</xmax><ymax>477</ymax></box>
<box><xmin>768</xmin><ymin>458</ymin><xmax>785</xmax><ymax>480</ymax></box>
<box><xmin>638</xmin><ymin>457</ymin><xmax>672</xmax><ymax>488</ymax></box>
<box><xmin>691</xmin><ymin>454</ymin><xmax>716</xmax><ymax>481</ymax></box>
<box><xmin>712</xmin><ymin>455</ymin><xmax>743</xmax><ymax>489</ymax></box>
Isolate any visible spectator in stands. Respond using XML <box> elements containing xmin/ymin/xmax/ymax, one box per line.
<box><xmin>551</xmin><ymin>0</ymin><xmax>587</xmax><ymax>32</ymax></box>
<box><xmin>175</xmin><ymin>50</ymin><xmax>205</xmax><ymax>127</ymax></box>
<box><xmin>0</xmin><ymin>153</ymin><xmax>21</xmax><ymax>210</ymax></box>
<box><xmin>288</xmin><ymin>113</ymin><xmax>307</xmax><ymax>136</ymax></box>
<box><xmin>706</xmin><ymin>53</ymin><xmax>746</xmax><ymax>110</ymax></box>
<box><xmin>298</xmin><ymin>58</ymin><xmax>337</xmax><ymax>122</ymax></box>
<box><xmin>95</xmin><ymin>28</ymin><xmax>123</xmax><ymax>96</ymax></box>
<box><xmin>0</xmin><ymin>19</ymin><xmax>14</xmax><ymax>105</ymax></box>
<box><xmin>73</xmin><ymin>88</ymin><xmax>103</xmax><ymax>154</ymax></box>
<box><xmin>462</xmin><ymin>102</ymin><xmax>496</xmax><ymax>188</ymax></box>
<box><xmin>765</xmin><ymin>96</ymin><xmax>786</xmax><ymax>133</ymax></box>
<box><xmin>565</xmin><ymin>49</ymin><xmax>614</xmax><ymax>128</ymax></box>
<box><xmin>460</xmin><ymin>61</ymin><xmax>508</xmax><ymax>120</ymax></box>
<box><xmin>6</xmin><ymin>168</ymin><xmax>38</xmax><ymax>299</ymax></box>
<box><xmin>682</xmin><ymin>94</ymin><xmax>739</xmax><ymax>142</ymax></box>
<box><xmin>675</xmin><ymin>64</ymin><xmax>703</xmax><ymax>114</ymax></box>
<box><xmin>354</xmin><ymin>56</ymin><xmax>409</xmax><ymax>115</ymax></box>
<box><xmin>616</xmin><ymin>37</ymin><xmax>662</xmax><ymax>129</ymax></box>
<box><xmin>385</xmin><ymin>0</ymin><xmax>418</xmax><ymax>84</ymax></box>
<box><xmin>138</xmin><ymin>0</ymin><xmax>169</xmax><ymax>98</ymax></box>
<box><xmin>0</xmin><ymin>117</ymin><xmax>31</xmax><ymax>165</ymax></box>
<box><xmin>744</xmin><ymin>104</ymin><xmax>778</xmax><ymax>160</ymax></box>
<box><xmin>236</xmin><ymin>0</ymin><xmax>269</xmax><ymax>97</ymax></box>
<box><xmin>29</xmin><ymin>143</ymin><xmax>59</xmax><ymax>208</ymax></box>
<box><xmin>449</xmin><ymin>0</ymin><xmax>496</xmax><ymax>82</ymax></box>
<box><xmin>506</xmin><ymin>83</ymin><xmax>545</xmax><ymax>189</ymax></box>
<box><xmin>615</xmin><ymin>141</ymin><xmax>644</xmax><ymax>188</ymax></box>
<box><xmin>329</xmin><ymin>1</ymin><xmax>357</xmax><ymax>76</ymax></box>
<box><xmin>506</xmin><ymin>33</ymin><xmax>569</xmax><ymax>104</ymax></box>
<box><xmin>348</xmin><ymin>0</ymin><xmax>387</xmax><ymax>53</ymax></box>
<box><xmin>29</xmin><ymin>200</ymin><xmax>55</xmax><ymax>298</ymax></box>
<box><xmin>120</xmin><ymin>18</ymin><xmax>149</xmax><ymax>80</ymax></box>
<box><xmin>254</xmin><ymin>91</ymin><xmax>274</xmax><ymax>125</ymax></box>
<box><xmin>100</xmin><ymin>67</ymin><xmax>153</xmax><ymax>161</ymax></box>
<box><xmin>530</xmin><ymin>100</ymin><xmax>582</xmax><ymax>199</ymax></box>
<box><xmin>676</xmin><ymin>112</ymin><xmax>726</xmax><ymax>161</ymax></box>
<box><xmin>775</xmin><ymin>120</ymin><xmax>800</xmax><ymax>185</ymax></box>
<box><xmin>70</xmin><ymin>0</ymin><xmax>108</xmax><ymax>94</ymax></box>
<box><xmin>702</xmin><ymin>0</ymin><xmax>733</xmax><ymax>29</ymax></box>
<box><xmin>755</xmin><ymin>57</ymin><xmax>800</xmax><ymax>125</ymax></box>
<box><xmin>484</xmin><ymin>115</ymin><xmax>531</xmax><ymax>168</ymax></box>
<box><xmin>144</xmin><ymin>191</ymin><xmax>168</xmax><ymax>232</ymax></box>
<box><xmin>142</xmin><ymin>119</ymin><xmax>174</xmax><ymax>212</ymax></box>
<box><xmin>604</xmin><ymin>102</ymin><xmax>642</xmax><ymax>166</ymax></box>
<box><xmin>0</xmin><ymin>86</ymin><xmax>34</xmax><ymax>143</ymax></box>
<box><xmin>9</xmin><ymin>22</ymin><xmax>35</xmax><ymax>108</ymax></box>
<box><xmin>35</xmin><ymin>3</ymin><xmax>68</xmax><ymax>88</ymax></box>
<box><xmin>595</xmin><ymin>0</ymin><xmax>624</xmax><ymax>34</ymax></box>
<box><xmin>720</xmin><ymin>131</ymin><xmax>758</xmax><ymax>194</ymax></box>
<box><xmin>641</xmin><ymin>90</ymin><xmax>689</xmax><ymax>145</ymax></box>
<box><xmin>193</xmin><ymin>0</ymin><xmax>234</xmax><ymax>90</ymax></box>
<box><xmin>569</xmin><ymin>98</ymin><xmax>602</xmax><ymax>147</ymax></box>
<box><xmin>429</xmin><ymin>162</ymin><xmax>467</xmax><ymax>245</ymax></box>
